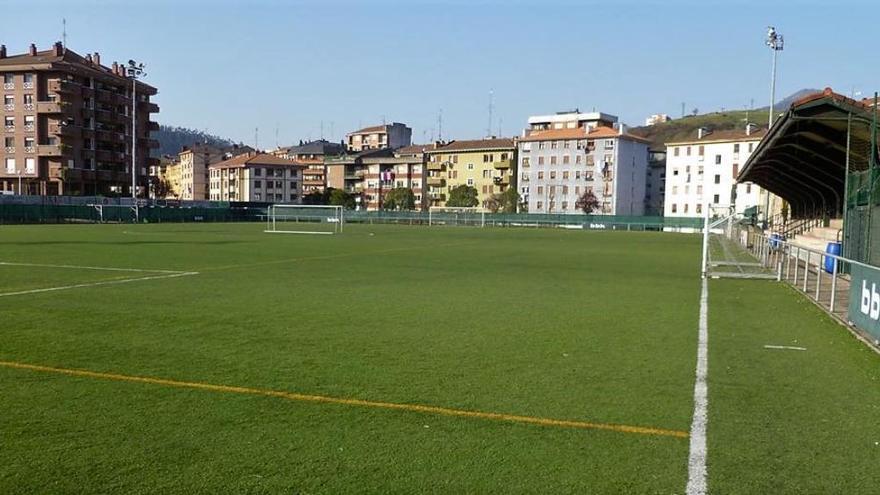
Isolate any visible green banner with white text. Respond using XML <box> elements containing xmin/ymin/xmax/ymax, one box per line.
<box><xmin>848</xmin><ymin>263</ymin><xmax>880</xmax><ymax>342</ymax></box>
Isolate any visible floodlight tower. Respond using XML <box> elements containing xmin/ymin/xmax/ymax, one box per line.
<box><xmin>766</xmin><ymin>26</ymin><xmax>784</xmax><ymax>128</ymax></box>
<box><xmin>126</xmin><ymin>60</ymin><xmax>146</xmax><ymax>203</ymax></box>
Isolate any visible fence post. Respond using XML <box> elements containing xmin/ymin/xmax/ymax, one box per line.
<box><xmin>803</xmin><ymin>251</ymin><xmax>810</xmax><ymax>292</ymax></box>
<box><xmin>830</xmin><ymin>258</ymin><xmax>839</xmax><ymax>313</ymax></box>
<box><xmin>794</xmin><ymin>247</ymin><xmax>800</xmax><ymax>285</ymax></box>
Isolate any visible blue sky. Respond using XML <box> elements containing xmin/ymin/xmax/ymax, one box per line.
<box><xmin>5</xmin><ymin>0</ymin><xmax>878</xmax><ymax>147</ymax></box>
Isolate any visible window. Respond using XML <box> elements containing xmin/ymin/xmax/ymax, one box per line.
<box><xmin>536</xmin><ymin>201</ymin><xmax>543</xmax><ymax>209</ymax></box>
<box><xmin>23</xmin><ymin>94</ymin><xmax>33</xmax><ymax>104</ymax></box>
<box><xmin>23</xmin><ymin>74</ymin><xmax>34</xmax><ymax>83</ymax></box>
<box><xmin>684</xmin><ymin>204</ymin><xmax>689</xmax><ymax>214</ymax></box>
<box><xmin>452</xmin><ymin>155</ymin><xmax>459</xmax><ymax>164</ymax></box>
<box><xmin>672</xmin><ymin>186</ymin><xmax>678</xmax><ymax>195</ymax></box>
<box><xmin>467</xmin><ymin>163</ymin><xmax>474</xmax><ymax>170</ymax></box>
<box><xmin>732</xmin><ymin>163</ymin><xmax>739</xmax><ymax>178</ymax></box>
<box><xmin>562</xmin><ymin>186</ymin><xmax>568</xmax><ymax>195</ymax></box>
<box><xmin>4</xmin><ymin>116</ymin><xmax>13</xmax><ymax>128</ymax></box>
<box><xmin>671</xmin><ymin>204</ymin><xmax>677</xmax><ymax>213</ymax></box>
<box><xmin>697</xmin><ymin>185</ymin><xmax>703</xmax><ymax>195</ymax></box>
<box><xmin>604</xmin><ymin>140</ymin><xmax>615</xmax><ymax>149</ymax></box>
<box><xmin>538</xmin><ymin>171</ymin><xmax>544</xmax><ymax>180</ymax></box>
<box><xmin>713</xmin><ymin>194</ymin><xmax>720</xmax><ymax>204</ymax></box>
<box><xmin>673</xmin><ymin>168</ymin><xmax>679</xmax><ymax>176</ymax></box>
<box><xmin>3</xmin><ymin>74</ymin><xmax>12</xmax><ymax>84</ymax></box>
<box><xmin>715</xmin><ymin>154</ymin><xmax>722</xmax><ymax>165</ymax></box>
<box><xmin>576</xmin><ymin>155</ymin><xmax>582</xmax><ymax>164</ymax></box>
<box><xmin>537</xmin><ymin>156</ymin><xmax>544</xmax><ymax>165</ymax></box>
<box><xmin>575</xmin><ymin>171</ymin><xmax>582</xmax><ymax>179</ymax></box>
<box><xmin>537</xmin><ymin>186</ymin><xmax>544</xmax><ymax>194</ymax></box>
<box><xmin>550</xmin><ymin>156</ymin><xmax>557</xmax><ymax>165</ymax></box>
<box><xmin>4</xmin><ymin>137</ymin><xmax>12</xmax><ymax>147</ymax></box>
<box><xmin>522</xmin><ymin>157</ymin><xmax>530</xmax><ymax>167</ymax></box>
<box><xmin>550</xmin><ymin>141</ymin><xmax>558</xmax><ymax>149</ymax></box>
<box><xmin>562</xmin><ymin>155</ymin><xmax>570</xmax><ymax>165</ymax></box>
<box><xmin>698</xmin><ymin>146</ymin><xmax>705</xmax><ymax>156</ymax></box>
<box><xmin>550</xmin><ymin>171</ymin><xmax>556</xmax><ymax>179</ymax></box>
<box><xmin>5</xmin><ymin>158</ymin><xmax>14</xmax><ymax>173</ymax></box>
<box><xmin>714</xmin><ymin>174</ymin><xmax>720</xmax><ymax>184</ymax></box>
<box><xmin>674</xmin><ymin>147</ymin><xmax>680</xmax><ymax>157</ymax></box>
<box><xmin>733</xmin><ymin>143</ymin><xmax>740</xmax><ymax>153</ymax></box>
<box><xmin>254</xmin><ymin>180</ymin><xmax>261</xmax><ymax>188</ymax></box>
<box><xmin>686</xmin><ymin>147</ymin><xmax>691</xmax><ymax>156</ymax></box>
<box><xmin>696</xmin><ymin>203</ymin><xmax>702</xmax><ymax>214</ymax></box>
<box><xmin>467</xmin><ymin>178</ymin><xmax>474</xmax><ymax>186</ymax></box>
<box><xmin>748</xmin><ymin>143</ymin><xmax>754</xmax><ymax>152</ymax></box>
<box><xmin>698</xmin><ymin>166</ymin><xmax>704</xmax><ymax>175</ymax></box>
<box><xmin>562</xmin><ymin>201</ymin><xmax>568</xmax><ymax>210</ymax></box>
<box><xmin>254</xmin><ymin>168</ymin><xmax>262</xmax><ymax>176</ymax></box>
<box><xmin>25</xmin><ymin>157</ymin><xmax>35</xmax><ymax>174</ymax></box>
<box><xmin>538</xmin><ymin>142</ymin><xmax>546</xmax><ymax>150</ymax></box>
<box><xmin>3</xmin><ymin>95</ymin><xmax>12</xmax><ymax>106</ymax></box>
<box><xmin>746</xmin><ymin>183</ymin><xmax>752</xmax><ymax>194</ymax></box>
<box><xmin>562</xmin><ymin>171</ymin><xmax>569</xmax><ymax>180</ymax></box>
<box><xmin>254</xmin><ymin>193</ymin><xmax>261</xmax><ymax>201</ymax></box>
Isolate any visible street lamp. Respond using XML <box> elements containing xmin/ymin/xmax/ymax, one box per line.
<box><xmin>126</xmin><ymin>60</ymin><xmax>146</xmax><ymax>204</ymax></box>
<box><xmin>766</xmin><ymin>26</ymin><xmax>784</xmax><ymax>128</ymax></box>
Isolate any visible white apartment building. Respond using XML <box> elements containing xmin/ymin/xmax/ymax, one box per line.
<box><xmin>663</xmin><ymin>126</ymin><xmax>766</xmax><ymax>217</ymax></box>
<box><xmin>208</xmin><ymin>152</ymin><xmax>304</xmax><ymax>203</ymax></box>
<box><xmin>517</xmin><ymin>110</ymin><xmax>650</xmax><ymax>215</ymax></box>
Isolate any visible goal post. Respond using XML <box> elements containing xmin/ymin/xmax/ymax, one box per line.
<box><xmin>265</xmin><ymin>204</ymin><xmax>344</xmax><ymax>235</ymax></box>
<box><xmin>428</xmin><ymin>207</ymin><xmax>486</xmax><ymax>227</ymax></box>
<box><xmin>701</xmin><ymin>204</ymin><xmax>776</xmax><ymax>279</ymax></box>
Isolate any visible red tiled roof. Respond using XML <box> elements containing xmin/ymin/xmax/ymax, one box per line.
<box><xmin>208</xmin><ymin>152</ymin><xmax>305</xmax><ymax>169</ymax></box>
<box><xmin>519</xmin><ymin>126</ymin><xmax>651</xmax><ymax>144</ymax></box>
<box><xmin>427</xmin><ymin>138</ymin><xmax>515</xmax><ymax>153</ymax></box>
<box><xmin>350</xmin><ymin>124</ymin><xmax>386</xmax><ymax>134</ymax></box>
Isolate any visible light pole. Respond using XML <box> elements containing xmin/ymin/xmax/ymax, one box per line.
<box><xmin>764</xmin><ymin>26</ymin><xmax>783</xmax><ymax>228</ymax></box>
<box><xmin>126</xmin><ymin>60</ymin><xmax>146</xmax><ymax>204</ymax></box>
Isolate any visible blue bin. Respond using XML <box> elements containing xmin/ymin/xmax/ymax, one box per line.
<box><xmin>769</xmin><ymin>233</ymin><xmax>784</xmax><ymax>249</ymax></box>
<box><xmin>824</xmin><ymin>242</ymin><xmax>841</xmax><ymax>274</ymax></box>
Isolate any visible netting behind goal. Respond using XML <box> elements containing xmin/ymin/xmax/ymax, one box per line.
<box><xmin>702</xmin><ymin>205</ymin><xmax>775</xmax><ymax>279</ymax></box>
<box><xmin>265</xmin><ymin>205</ymin><xmax>343</xmax><ymax>234</ymax></box>
<box><xmin>428</xmin><ymin>207</ymin><xmax>486</xmax><ymax>227</ymax></box>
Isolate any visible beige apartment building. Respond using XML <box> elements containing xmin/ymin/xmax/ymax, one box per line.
<box><xmin>208</xmin><ymin>152</ymin><xmax>305</xmax><ymax>203</ymax></box>
<box><xmin>346</xmin><ymin>122</ymin><xmax>411</xmax><ymax>152</ymax></box>
<box><xmin>178</xmin><ymin>144</ymin><xmax>251</xmax><ymax>201</ymax></box>
<box><xmin>275</xmin><ymin>139</ymin><xmax>344</xmax><ymax>195</ymax></box>
<box><xmin>424</xmin><ymin>138</ymin><xmax>516</xmax><ymax>208</ymax></box>
<box><xmin>0</xmin><ymin>42</ymin><xmax>159</xmax><ymax>196</ymax></box>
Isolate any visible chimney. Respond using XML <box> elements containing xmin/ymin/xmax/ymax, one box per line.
<box><xmin>697</xmin><ymin>127</ymin><xmax>711</xmax><ymax>140</ymax></box>
<box><xmin>746</xmin><ymin>123</ymin><xmax>757</xmax><ymax>136</ymax></box>
<box><xmin>618</xmin><ymin>123</ymin><xmax>627</xmax><ymax>135</ymax></box>
<box><xmin>53</xmin><ymin>41</ymin><xmax>63</xmax><ymax>56</ymax></box>
<box><xmin>0</xmin><ymin>45</ymin><xmax>6</xmax><ymax>59</ymax></box>
<box><xmin>28</xmin><ymin>43</ymin><xmax>37</xmax><ymax>56</ymax></box>
<box><xmin>85</xmin><ymin>53</ymin><xmax>92</xmax><ymax>63</ymax></box>
<box><xmin>93</xmin><ymin>52</ymin><xmax>100</xmax><ymax>66</ymax></box>
<box><xmin>112</xmin><ymin>61</ymin><xmax>119</xmax><ymax>74</ymax></box>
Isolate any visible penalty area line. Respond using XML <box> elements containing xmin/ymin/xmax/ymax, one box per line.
<box><xmin>0</xmin><ymin>271</ymin><xmax>199</xmax><ymax>298</ymax></box>
<box><xmin>0</xmin><ymin>360</ymin><xmax>689</xmax><ymax>439</ymax></box>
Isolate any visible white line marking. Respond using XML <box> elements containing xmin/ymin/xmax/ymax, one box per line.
<box><xmin>263</xmin><ymin>230</ymin><xmax>334</xmax><ymax>235</ymax></box>
<box><xmin>686</xmin><ymin>277</ymin><xmax>709</xmax><ymax>495</ymax></box>
<box><xmin>0</xmin><ymin>272</ymin><xmax>198</xmax><ymax>298</ymax></box>
<box><xmin>0</xmin><ymin>261</ymin><xmax>187</xmax><ymax>274</ymax></box>
<box><xmin>763</xmin><ymin>345</ymin><xmax>807</xmax><ymax>351</ymax></box>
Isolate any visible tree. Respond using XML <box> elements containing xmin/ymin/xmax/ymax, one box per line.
<box><xmin>499</xmin><ymin>187</ymin><xmax>520</xmax><ymax>213</ymax></box>
<box><xmin>484</xmin><ymin>193</ymin><xmax>503</xmax><ymax>213</ymax></box>
<box><xmin>328</xmin><ymin>188</ymin><xmax>355</xmax><ymax>210</ymax></box>
<box><xmin>303</xmin><ymin>189</ymin><xmax>329</xmax><ymax>205</ymax></box>
<box><xmin>446</xmin><ymin>185</ymin><xmax>479</xmax><ymax>208</ymax></box>
<box><xmin>575</xmin><ymin>190</ymin><xmax>600</xmax><ymax>214</ymax></box>
<box><xmin>382</xmin><ymin>187</ymin><xmax>416</xmax><ymax>211</ymax></box>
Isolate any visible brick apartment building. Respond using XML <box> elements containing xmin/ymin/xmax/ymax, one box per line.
<box><xmin>346</xmin><ymin>122</ymin><xmax>411</xmax><ymax>152</ymax></box>
<box><xmin>0</xmin><ymin>42</ymin><xmax>159</xmax><ymax>196</ymax></box>
<box><xmin>275</xmin><ymin>139</ymin><xmax>344</xmax><ymax>195</ymax></box>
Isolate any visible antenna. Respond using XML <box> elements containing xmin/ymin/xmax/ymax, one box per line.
<box><xmin>274</xmin><ymin>123</ymin><xmax>279</xmax><ymax>149</ymax></box>
<box><xmin>320</xmin><ymin>120</ymin><xmax>324</xmax><ymax>140</ymax></box>
<box><xmin>62</xmin><ymin>18</ymin><xmax>67</xmax><ymax>49</ymax></box>
<box><xmin>487</xmin><ymin>89</ymin><xmax>494</xmax><ymax>138</ymax></box>
<box><xmin>437</xmin><ymin>109</ymin><xmax>443</xmax><ymax>142</ymax></box>
<box><xmin>681</xmin><ymin>102</ymin><xmax>685</xmax><ymax>118</ymax></box>
<box><xmin>254</xmin><ymin>127</ymin><xmax>259</xmax><ymax>151</ymax></box>
<box><xmin>329</xmin><ymin>122</ymin><xmax>334</xmax><ymax>141</ymax></box>
<box><xmin>498</xmin><ymin>117</ymin><xmax>502</xmax><ymax>138</ymax></box>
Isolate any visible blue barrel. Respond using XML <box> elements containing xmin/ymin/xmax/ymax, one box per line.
<box><xmin>824</xmin><ymin>242</ymin><xmax>842</xmax><ymax>273</ymax></box>
<box><xmin>769</xmin><ymin>233</ymin><xmax>784</xmax><ymax>249</ymax></box>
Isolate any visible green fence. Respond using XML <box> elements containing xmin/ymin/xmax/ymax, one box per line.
<box><xmin>0</xmin><ymin>202</ymin><xmax>703</xmax><ymax>232</ymax></box>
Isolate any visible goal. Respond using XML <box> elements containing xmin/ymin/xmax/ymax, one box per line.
<box><xmin>428</xmin><ymin>207</ymin><xmax>486</xmax><ymax>227</ymax></box>
<box><xmin>265</xmin><ymin>205</ymin><xmax>344</xmax><ymax>235</ymax></box>
<box><xmin>701</xmin><ymin>204</ymin><xmax>775</xmax><ymax>279</ymax></box>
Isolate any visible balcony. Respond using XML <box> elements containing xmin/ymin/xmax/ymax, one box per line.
<box><xmin>48</xmin><ymin>80</ymin><xmax>76</xmax><ymax>94</ymax></box>
<box><xmin>493</xmin><ymin>175</ymin><xmax>511</xmax><ymax>186</ymax></box>
<box><xmin>427</xmin><ymin>162</ymin><xmax>445</xmax><ymax>171</ymax></box>
<box><xmin>493</xmin><ymin>159</ymin><xmax>514</xmax><ymax>169</ymax></box>
<box><xmin>139</xmin><ymin>101</ymin><xmax>160</xmax><ymax>113</ymax></box>
<box><xmin>38</xmin><ymin>144</ymin><xmax>67</xmax><ymax>156</ymax></box>
<box><xmin>147</xmin><ymin>121</ymin><xmax>160</xmax><ymax>132</ymax></box>
<box><xmin>3</xmin><ymin>103</ymin><xmax>13</xmax><ymax>111</ymax></box>
<box><xmin>430</xmin><ymin>193</ymin><xmax>446</xmax><ymax>201</ymax></box>
<box><xmin>49</xmin><ymin>123</ymin><xmax>78</xmax><ymax>136</ymax></box>
<box><xmin>36</xmin><ymin>101</ymin><xmax>71</xmax><ymax>114</ymax></box>
<box><xmin>426</xmin><ymin>176</ymin><xmax>445</xmax><ymax>186</ymax></box>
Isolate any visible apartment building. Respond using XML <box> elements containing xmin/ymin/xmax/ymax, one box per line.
<box><xmin>148</xmin><ymin>155</ymin><xmax>181</xmax><ymax>199</ymax></box>
<box><xmin>178</xmin><ymin>143</ymin><xmax>251</xmax><ymax>200</ymax></box>
<box><xmin>0</xmin><ymin>42</ymin><xmax>159</xmax><ymax>196</ymax></box>
<box><xmin>663</xmin><ymin>126</ymin><xmax>767</xmax><ymax>217</ymax></box>
<box><xmin>424</xmin><ymin>138</ymin><xmax>516</xmax><ymax>208</ymax></box>
<box><xmin>346</xmin><ymin>122</ymin><xmax>411</xmax><ymax>152</ymax></box>
<box><xmin>645</xmin><ymin>147</ymin><xmax>666</xmax><ymax>216</ymax></box>
<box><xmin>517</xmin><ymin>111</ymin><xmax>650</xmax><ymax>215</ymax></box>
<box><xmin>277</xmin><ymin>139</ymin><xmax>344</xmax><ymax>195</ymax></box>
<box><xmin>362</xmin><ymin>144</ymin><xmax>428</xmax><ymax>210</ymax></box>
<box><xmin>208</xmin><ymin>152</ymin><xmax>304</xmax><ymax>203</ymax></box>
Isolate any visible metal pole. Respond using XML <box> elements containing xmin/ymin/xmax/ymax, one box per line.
<box><xmin>842</xmin><ymin>113</ymin><xmax>852</xmax><ymax>246</ymax></box>
<box><xmin>132</xmin><ymin>76</ymin><xmax>136</xmax><ymax>204</ymax></box>
<box><xmin>830</xmin><ymin>258</ymin><xmax>839</xmax><ymax>312</ymax></box>
<box><xmin>803</xmin><ymin>251</ymin><xmax>810</xmax><ymax>292</ymax></box>
<box><xmin>794</xmin><ymin>247</ymin><xmax>800</xmax><ymax>285</ymax></box>
<box><xmin>700</xmin><ymin>198</ymin><xmax>711</xmax><ymax>278</ymax></box>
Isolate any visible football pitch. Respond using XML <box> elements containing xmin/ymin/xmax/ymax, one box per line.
<box><xmin>2</xmin><ymin>223</ymin><xmax>880</xmax><ymax>494</ymax></box>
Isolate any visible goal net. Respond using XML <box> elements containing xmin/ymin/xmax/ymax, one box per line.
<box><xmin>265</xmin><ymin>205</ymin><xmax>344</xmax><ymax>235</ymax></box>
<box><xmin>702</xmin><ymin>204</ymin><xmax>775</xmax><ymax>279</ymax></box>
<box><xmin>428</xmin><ymin>207</ymin><xmax>486</xmax><ymax>227</ymax></box>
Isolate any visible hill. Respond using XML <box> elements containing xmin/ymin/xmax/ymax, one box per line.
<box><xmin>630</xmin><ymin>89</ymin><xmax>819</xmax><ymax>149</ymax></box>
<box><xmin>153</xmin><ymin>125</ymin><xmax>237</xmax><ymax>156</ymax></box>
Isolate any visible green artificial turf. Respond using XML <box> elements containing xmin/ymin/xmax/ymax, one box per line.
<box><xmin>6</xmin><ymin>222</ymin><xmax>879</xmax><ymax>493</ymax></box>
<box><xmin>1</xmin><ymin>223</ymin><xmax>699</xmax><ymax>494</ymax></box>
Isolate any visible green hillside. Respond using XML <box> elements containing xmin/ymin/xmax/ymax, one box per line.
<box><xmin>630</xmin><ymin>109</ymin><xmax>770</xmax><ymax>149</ymax></box>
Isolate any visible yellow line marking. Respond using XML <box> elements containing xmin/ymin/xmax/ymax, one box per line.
<box><xmin>0</xmin><ymin>360</ymin><xmax>687</xmax><ymax>439</ymax></box>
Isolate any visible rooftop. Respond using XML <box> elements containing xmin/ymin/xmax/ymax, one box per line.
<box><xmin>427</xmin><ymin>138</ymin><xmax>515</xmax><ymax>153</ymax></box>
<box><xmin>208</xmin><ymin>152</ymin><xmax>304</xmax><ymax>169</ymax></box>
